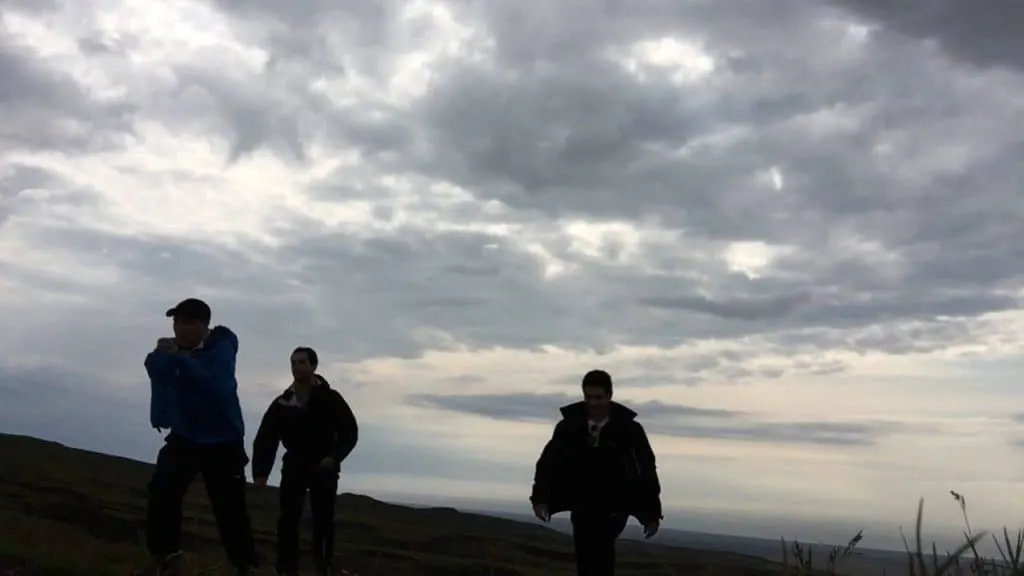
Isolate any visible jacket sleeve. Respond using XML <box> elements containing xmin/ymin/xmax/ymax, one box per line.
<box><xmin>170</xmin><ymin>338</ymin><xmax>237</xmax><ymax>406</ymax></box>
<box><xmin>530</xmin><ymin>419</ymin><xmax>568</xmax><ymax>505</ymax></box>
<box><xmin>331</xmin><ymin>392</ymin><xmax>359</xmax><ymax>464</ymax></box>
<box><xmin>251</xmin><ymin>401</ymin><xmax>280</xmax><ymax>479</ymax></box>
<box><xmin>631</xmin><ymin>422</ymin><xmax>663</xmax><ymax>522</ymax></box>
<box><xmin>144</xmin><ymin>349</ymin><xmax>175</xmax><ymax>379</ymax></box>
<box><xmin>145</xmin><ymin>349</ymin><xmax>179</xmax><ymax>431</ymax></box>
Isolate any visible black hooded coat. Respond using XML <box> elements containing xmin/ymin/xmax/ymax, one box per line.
<box><xmin>529</xmin><ymin>401</ymin><xmax>662</xmax><ymax>524</ymax></box>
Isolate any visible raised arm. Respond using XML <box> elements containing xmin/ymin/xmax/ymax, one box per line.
<box><xmin>145</xmin><ymin>348</ymin><xmax>180</xmax><ymax>432</ymax></box>
<box><xmin>171</xmin><ymin>336</ymin><xmax>237</xmax><ymax>406</ymax></box>
<box><xmin>144</xmin><ymin>348</ymin><xmax>175</xmax><ymax>379</ymax></box>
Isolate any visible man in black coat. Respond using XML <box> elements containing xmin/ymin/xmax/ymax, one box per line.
<box><xmin>252</xmin><ymin>346</ymin><xmax>359</xmax><ymax>576</ymax></box>
<box><xmin>530</xmin><ymin>369</ymin><xmax>662</xmax><ymax>576</ymax></box>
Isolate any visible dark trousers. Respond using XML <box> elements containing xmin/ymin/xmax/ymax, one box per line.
<box><xmin>276</xmin><ymin>466</ymin><xmax>339</xmax><ymax>573</ymax></box>
<box><xmin>146</xmin><ymin>435</ymin><xmax>257</xmax><ymax>569</ymax></box>
<box><xmin>570</xmin><ymin>509</ymin><xmax>628</xmax><ymax>576</ymax></box>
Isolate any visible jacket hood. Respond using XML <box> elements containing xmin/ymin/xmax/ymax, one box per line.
<box><xmin>207</xmin><ymin>325</ymin><xmax>238</xmax><ymax>352</ymax></box>
<box><xmin>559</xmin><ymin>400</ymin><xmax>637</xmax><ymax>421</ymax></box>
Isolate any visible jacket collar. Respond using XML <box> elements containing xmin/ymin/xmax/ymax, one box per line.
<box><xmin>279</xmin><ymin>374</ymin><xmax>330</xmax><ymax>404</ymax></box>
<box><xmin>559</xmin><ymin>400</ymin><xmax>637</xmax><ymax>423</ymax></box>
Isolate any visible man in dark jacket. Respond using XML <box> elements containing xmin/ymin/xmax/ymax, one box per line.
<box><xmin>530</xmin><ymin>369</ymin><xmax>662</xmax><ymax>576</ymax></box>
<box><xmin>252</xmin><ymin>346</ymin><xmax>359</xmax><ymax>576</ymax></box>
<box><xmin>144</xmin><ymin>298</ymin><xmax>257</xmax><ymax>576</ymax></box>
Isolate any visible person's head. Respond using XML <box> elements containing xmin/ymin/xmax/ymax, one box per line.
<box><xmin>291</xmin><ymin>346</ymin><xmax>319</xmax><ymax>382</ymax></box>
<box><xmin>165</xmin><ymin>298</ymin><xmax>211</xmax><ymax>350</ymax></box>
<box><xmin>582</xmin><ymin>369</ymin><xmax>613</xmax><ymax>420</ymax></box>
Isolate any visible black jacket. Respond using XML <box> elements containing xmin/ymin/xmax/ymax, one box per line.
<box><xmin>251</xmin><ymin>375</ymin><xmax>358</xmax><ymax>479</ymax></box>
<box><xmin>530</xmin><ymin>401</ymin><xmax>662</xmax><ymax>523</ymax></box>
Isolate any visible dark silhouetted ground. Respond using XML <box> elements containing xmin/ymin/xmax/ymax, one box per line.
<box><xmin>0</xmin><ymin>433</ymin><xmax>785</xmax><ymax>575</ymax></box>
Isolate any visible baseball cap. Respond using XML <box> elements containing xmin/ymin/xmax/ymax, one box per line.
<box><xmin>165</xmin><ymin>298</ymin><xmax>212</xmax><ymax>322</ymax></box>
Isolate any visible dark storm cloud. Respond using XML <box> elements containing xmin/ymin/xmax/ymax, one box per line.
<box><xmin>398</xmin><ymin>62</ymin><xmax>1024</xmax><ymax>347</ymax></box>
<box><xmin>0</xmin><ymin>163</ymin><xmax>56</xmax><ymax>227</ymax></box>
<box><xmin>14</xmin><ymin>0</ymin><xmax>1014</xmax><ymax>359</ymax></box>
<box><xmin>2</xmin><ymin>220</ymin><xmax>596</xmax><ymax>361</ymax></box>
<box><xmin>2</xmin><ymin>208</ymin><xmax>1000</xmax><ymax>394</ymax></box>
<box><xmin>283</xmin><ymin>175</ymin><xmax>1013</xmax><ymax>360</ymax></box>
<box><xmin>543</xmin><ymin>355</ymin><xmax>779</xmax><ymax>389</ymax></box>
<box><xmin>208</xmin><ymin>0</ymin><xmax>396</xmax><ymax>30</ymax></box>
<box><xmin>270</xmin><ymin>223</ymin><xmax>903</xmax><ymax>358</ymax></box>
<box><xmin>0</xmin><ymin>0</ymin><xmax>60</xmax><ymax>14</ymax></box>
<box><xmin>229</xmin><ymin>0</ymin><xmax>1023</xmax><ymax>355</ymax></box>
<box><xmin>0</xmin><ymin>224</ymin><xmax>349</xmax><ymax>384</ymax></box>
<box><xmin>2</xmin><ymin>0</ymin><xmax>1023</xmax><ymax>371</ymax></box>
<box><xmin>409</xmin><ymin>391</ymin><xmax>741</xmax><ymax>422</ymax></box>
<box><xmin>3</xmin><ymin>224</ymin><xmax>294</xmax><ymax>301</ymax></box>
<box><xmin>394</xmin><ymin>3</ymin><xmax>879</xmax><ymax>228</ymax></box>
<box><xmin>0</xmin><ymin>33</ymin><xmax>136</xmax><ymax>154</ymax></box>
<box><xmin>638</xmin><ymin>292</ymin><xmax>811</xmax><ymax>321</ymax></box>
<box><xmin>408</xmin><ymin>392</ymin><xmax>901</xmax><ymax>446</ymax></box>
<box><xmin>272</xmin><ymin>226</ymin><xmax>583</xmax><ymax>356</ymax></box>
<box><xmin>827</xmin><ymin>0</ymin><xmax>1024</xmax><ymax>72</ymax></box>
<box><xmin>131</xmin><ymin>64</ymin><xmax>312</xmax><ymax>165</ymax></box>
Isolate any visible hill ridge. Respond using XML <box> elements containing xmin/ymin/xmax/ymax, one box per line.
<box><xmin>0</xmin><ymin>432</ymin><xmax>783</xmax><ymax>575</ymax></box>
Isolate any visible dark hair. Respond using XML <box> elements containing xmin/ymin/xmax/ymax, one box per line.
<box><xmin>581</xmin><ymin>369</ymin><xmax>612</xmax><ymax>395</ymax></box>
<box><xmin>291</xmin><ymin>346</ymin><xmax>319</xmax><ymax>369</ymax></box>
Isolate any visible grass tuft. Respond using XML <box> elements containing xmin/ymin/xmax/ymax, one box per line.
<box><xmin>784</xmin><ymin>491</ymin><xmax>1023</xmax><ymax>576</ymax></box>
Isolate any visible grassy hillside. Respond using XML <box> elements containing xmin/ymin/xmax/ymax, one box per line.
<box><xmin>0</xmin><ymin>433</ymin><xmax>784</xmax><ymax>576</ymax></box>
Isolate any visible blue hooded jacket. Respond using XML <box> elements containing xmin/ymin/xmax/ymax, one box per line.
<box><xmin>145</xmin><ymin>325</ymin><xmax>245</xmax><ymax>444</ymax></box>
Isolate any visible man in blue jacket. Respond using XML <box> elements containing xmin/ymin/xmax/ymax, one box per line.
<box><xmin>144</xmin><ymin>298</ymin><xmax>257</xmax><ymax>576</ymax></box>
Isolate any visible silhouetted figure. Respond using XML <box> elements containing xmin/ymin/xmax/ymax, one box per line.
<box><xmin>530</xmin><ymin>369</ymin><xmax>662</xmax><ymax>576</ymax></box>
<box><xmin>252</xmin><ymin>346</ymin><xmax>359</xmax><ymax>576</ymax></box>
<box><xmin>144</xmin><ymin>298</ymin><xmax>257</xmax><ymax>576</ymax></box>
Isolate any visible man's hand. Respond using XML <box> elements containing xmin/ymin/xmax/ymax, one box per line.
<box><xmin>156</xmin><ymin>337</ymin><xmax>177</xmax><ymax>353</ymax></box>
<box><xmin>319</xmin><ymin>456</ymin><xmax>335</xmax><ymax>470</ymax></box>
<box><xmin>252</xmin><ymin>477</ymin><xmax>268</xmax><ymax>487</ymax></box>
<box><xmin>642</xmin><ymin>518</ymin><xmax>660</xmax><ymax>539</ymax></box>
<box><xmin>532</xmin><ymin>502</ymin><xmax>550</xmax><ymax>523</ymax></box>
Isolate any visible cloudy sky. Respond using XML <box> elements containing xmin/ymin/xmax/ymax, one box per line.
<box><xmin>3</xmin><ymin>0</ymin><xmax>1024</xmax><ymax>549</ymax></box>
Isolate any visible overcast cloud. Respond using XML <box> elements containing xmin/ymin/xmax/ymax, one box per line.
<box><xmin>2</xmin><ymin>0</ymin><xmax>1024</xmax><ymax>549</ymax></box>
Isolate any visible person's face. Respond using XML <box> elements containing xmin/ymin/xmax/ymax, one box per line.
<box><xmin>583</xmin><ymin>384</ymin><xmax>611</xmax><ymax>419</ymax></box>
<box><xmin>291</xmin><ymin>351</ymin><xmax>315</xmax><ymax>381</ymax></box>
<box><xmin>172</xmin><ymin>316</ymin><xmax>208</xmax><ymax>349</ymax></box>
